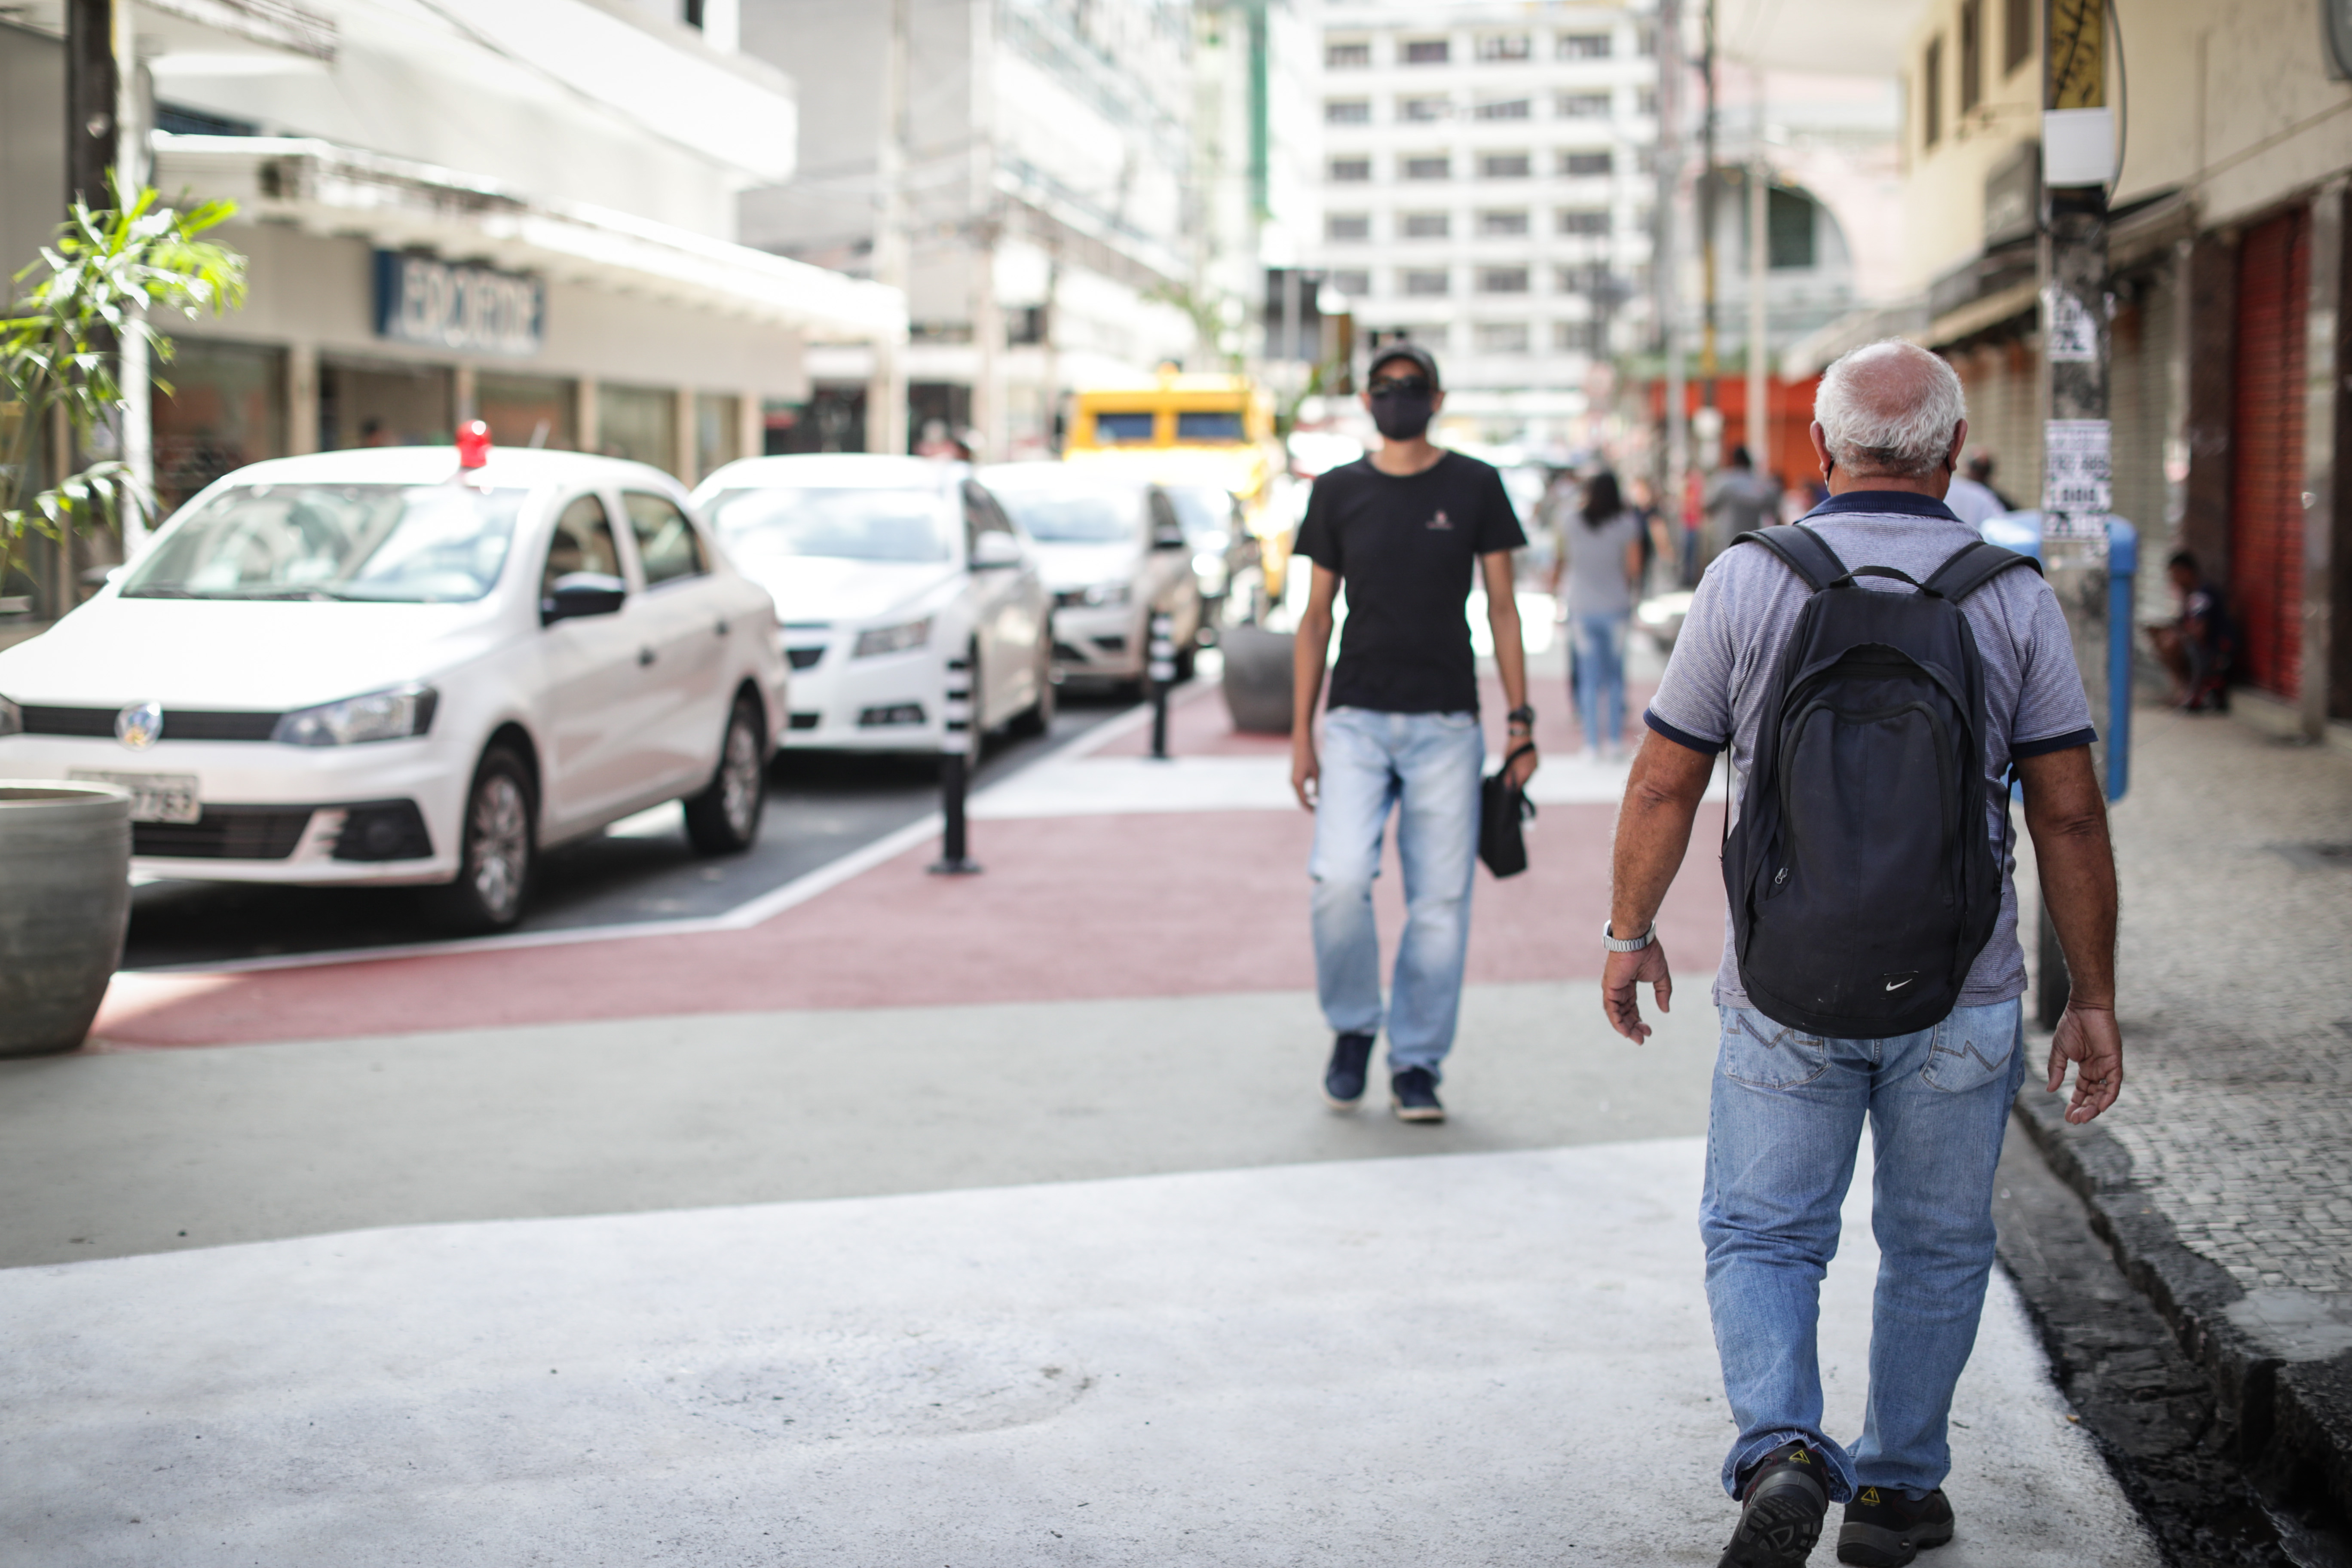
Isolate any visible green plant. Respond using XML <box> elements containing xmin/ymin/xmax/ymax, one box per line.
<box><xmin>0</xmin><ymin>183</ymin><xmax>245</xmax><ymax>604</ymax></box>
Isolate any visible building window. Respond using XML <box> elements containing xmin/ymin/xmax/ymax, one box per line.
<box><xmin>1401</xmin><ymin>96</ymin><xmax>1449</xmax><ymax>122</ymax></box>
<box><xmin>1557</xmin><ymin>91</ymin><xmax>1612</xmax><ymax>118</ymax></box>
<box><xmin>1329</xmin><ymin>157</ymin><xmax>1371</xmax><ymax>182</ymax></box>
<box><xmin>1326</xmin><ymin>99</ymin><xmax>1371</xmax><ymax>125</ymax></box>
<box><xmin>1479</xmin><ymin>209</ymin><xmax>1529</xmax><ymax>236</ymax></box>
<box><xmin>2003</xmin><ymin>0</ymin><xmax>2032</xmax><ymax>74</ymax></box>
<box><xmin>1637</xmin><ymin>87</ymin><xmax>1658</xmax><ymax>115</ymax></box>
<box><xmin>1557</xmin><ymin>208</ymin><xmax>1611</xmax><ymax>236</ymax></box>
<box><xmin>1326</xmin><ymin>213</ymin><xmax>1372</xmax><ymax>242</ymax></box>
<box><xmin>1330</xmin><ymin>270</ymin><xmax>1371</xmax><ymax>297</ymax></box>
<box><xmin>1768</xmin><ymin>187</ymin><xmax>1817</xmax><ymax>269</ymax></box>
<box><xmin>1475</xmin><ymin>98</ymin><xmax>1531</xmax><ymax>120</ymax></box>
<box><xmin>1477</xmin><ymin>33</ymin><xmax>1531</xmax><ymax>61</ymax></box>
<box><xmin>1478</xmin><ymin>266</ymin><xmax>1530</xmax><ymax>294</ymax></box>
<box><xmin>154</xmin><ymin>339</ymin><xmax>288</xmax><ymax>515</ymax></box>
<box><xmin>1404</xmin><ymin>156</ymin><xmax>1452</xmax><ymax>180</ymax></box>
<box><xmin>1921</xmin><ymin>37</ymin><xmax>1943</xmax><ymax>148</ymax></box>
<box><xmin>1560</xmin><ymin>150</ymin><xmax>1613</xmax><ymax>177</ymax></box>
<box><xmin>1326</xmin><ymin>39</ymin><xmax>1371</xmax><ymax>68</ymax></box>
<box><xmin>1558</xmin><ymin>32</ymin><xmax>1612</xmax><ymax>58</ymax></box>
<box><xmin>1403</xmin><ymin>211</ymin><xmax>1451</xmax><ymax>239</ymax></box>
<box><xmin>1479</xmin><ymin>152</ymin><xmax>1531</xmax><ymax>178</ymax></box>
<box><xmin>1402</xmin><ymin>38</ymin><xmax>1449</xmax><ymax>64</ymax></box>
<box><xmin>1554</xmin><ymin>320</ymin><xmax>1599</xmax><ymax>353</ymax></box>
<box><xmin>1475</xmin><ymin>322</ymin><xmax>1531</xmax><ymax>354</ymax></box>
<box><xmin>1402</xmin><ymin>270</ymin><xmax>1451</xmax><ymax>297</ymax></box>
<box><xmin>1959</xmin><ymin>0</ymin><xmax>1982</xmax><ymax>114</ymax></box>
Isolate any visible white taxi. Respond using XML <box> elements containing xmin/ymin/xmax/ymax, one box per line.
<box><xmin>0</xmin><ymin>442</ymin><xmax>788</xmax><ymax>931</ymax></box>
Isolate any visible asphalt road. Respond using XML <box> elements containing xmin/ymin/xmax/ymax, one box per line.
<box><xmin>119</xmin><ymin>686</ymin><xmax>1143</xmax><ymax>970</ymax></box>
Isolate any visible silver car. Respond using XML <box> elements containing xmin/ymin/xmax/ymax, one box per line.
<box><xmin>977</xmin><ymin>463</ymin><xmax>1205</xmax><ymax>691</ymax></box>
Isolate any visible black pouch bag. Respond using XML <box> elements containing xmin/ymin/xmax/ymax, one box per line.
<box><xmin>1479</xmin><ymin>743</ymin><xmax>1537</xmax><ymax>878</ymax></box>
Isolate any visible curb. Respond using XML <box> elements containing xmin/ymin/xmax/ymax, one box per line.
<box><xmin>2012</xmin><ymin>1089</ymin><xmax>2352</xmax><ymax>1530</ymax></box>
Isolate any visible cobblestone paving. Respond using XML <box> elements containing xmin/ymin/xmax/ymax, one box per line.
<box><xmin>2059</xmin><ymin>707</ymin><xmax>2352</xmax><ymax>1308</ymax></box>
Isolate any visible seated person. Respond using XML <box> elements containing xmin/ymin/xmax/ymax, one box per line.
<box><xmin>2147</xmin><ymin>549</ymin><xmax>2233</xmax><ymax>711</ymax></box>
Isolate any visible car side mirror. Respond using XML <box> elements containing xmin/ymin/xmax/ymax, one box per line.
<box><xmin>1151</xmin><ymin>524</ymin><xmax>1187</xmax><ymax>551</ymax></box>
<box><xmin>969</xmin><ymin>531</ymin><xmax>1023</xmax><ymax>570</ymax></box>
<box><xmin>541</xmin><ymin>571</ymin><xmax>628</xmax><ymax>625</ymax></box>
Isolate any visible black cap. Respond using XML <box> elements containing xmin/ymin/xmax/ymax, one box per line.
<box><xmin>1366</xmin><ymin>342</ymin><xmax>1441</xmax><ymax>389</ymax></box>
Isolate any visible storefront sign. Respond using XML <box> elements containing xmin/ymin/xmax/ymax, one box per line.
<box><xmin>373</xmin><ymin>251</ymin><xmax>543</xmax><ymax>357</ymax></box>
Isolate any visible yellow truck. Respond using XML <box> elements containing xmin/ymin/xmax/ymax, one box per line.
<box><xmin>1063</xmin><ymin>370</ymin><xmax>1293</xmax><ymax>602</ymax></box>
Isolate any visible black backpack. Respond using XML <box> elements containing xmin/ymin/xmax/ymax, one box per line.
<box><xmin>1721</xmin><ymin>523</ymin><xmax>2040</xmax><ymax>1038</ymax></box>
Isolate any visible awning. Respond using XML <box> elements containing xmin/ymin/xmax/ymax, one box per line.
<box><xmin>153</xmin><ymin>132</ymin><xmax>906</xmax><ymax>343</ymax></box>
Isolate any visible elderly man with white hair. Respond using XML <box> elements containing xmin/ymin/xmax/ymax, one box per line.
<box><xmin>1600</xmin><ymin>340</ymin><xmax>2123</xmax><ymax>1568</ymax></box>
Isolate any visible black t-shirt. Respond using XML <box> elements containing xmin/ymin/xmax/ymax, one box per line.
<box><xmin>1292</xmin><ymin>451</ymin><xmax>1526</xmax><ymax>714</ymax></box>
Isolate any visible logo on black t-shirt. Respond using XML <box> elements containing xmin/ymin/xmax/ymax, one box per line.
<box><xmin>1427</xmin><ymin>509</ymin><xmax>1453</xmax><ymax>530</ymax></box>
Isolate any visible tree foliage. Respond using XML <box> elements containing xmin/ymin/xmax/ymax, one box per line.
<box><xmin>0</xmin><ymin>184</ymin><xmax>246</xmax><ymax>602</ymax></box>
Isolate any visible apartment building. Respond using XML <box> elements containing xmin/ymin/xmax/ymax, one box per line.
<box><xmin>1303</xmin><ymin>0</ymin><xmax>1660</xmax><ymax>447</ymax></box>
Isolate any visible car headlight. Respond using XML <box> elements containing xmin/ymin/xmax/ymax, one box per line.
<box><xmin>0</xmin><ymin>695</ymin><xmax>19</xmax><ymax>738</ymax></box>
<box><xmin>852</xmin><ymin>617</ymin><xmax>932</xmax><ymax>658</ymax></box>
<box><xmin>273</xmin><ymin>685</ymin><xmax>438</xmax><ymax>746</ymax></box>
<box><xmin>1081</xmin><ymin>581</ymin><xmax>1131</xmax><ymax>608</ymax></box>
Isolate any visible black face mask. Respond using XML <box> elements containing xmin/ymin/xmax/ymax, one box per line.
<box><xmin>1369</xmin><ymin>388</ymin><xmax>1435</xmax><ymax>441</ymax></box>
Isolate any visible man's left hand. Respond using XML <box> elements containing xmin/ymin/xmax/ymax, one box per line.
<box><xmin>1602</xmin><ymin>936</ymin><xmax>1672</xmax><ymax>1044</ymax></box>
<box><xmin>1504</xmin><ymin>735</ymin><xmax>1538</xmax><ymax>790</ymax></box>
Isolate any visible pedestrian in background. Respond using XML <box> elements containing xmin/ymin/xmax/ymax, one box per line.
<box><xmin>1560</xmin><ymin>469</ymin><xmax>1644</xmax><ymax>761</ymax></box>
<box><xmin>1602</xmin><ymin>340</ymin><xmax>2122</xmax><ymax>1568</ymax></box>
<box><xmin>1289</xmin><ymin>343</ymin><xmax>1537</xmax><ymax>1124</ymax></box>
<box><xmin>1703</xmin><ymin>445</ymin><xmax>1779</xmax><ymax>569</ymax></box>
<box><xmin>2149</xmin><ymin>548</ymin><xmax>2234</xmax><ymax>711</ymax></box>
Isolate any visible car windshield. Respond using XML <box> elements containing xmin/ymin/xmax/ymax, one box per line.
<box><xmin>706</xmin><ymin>487</ymin><xmax>952</xmax><ymax>563</ymax></box>
<box><xmin>122</xmin><ymin>483</ymin><xmax>528</xmax><ymax>602</ymax></box>
<box><xmin>1164</xmin><ymin>486</ymin><xmax>1234</xmax><ymax>542</ymax></box>
<box><xmin>989</xmin><ymin>484</ymin><xmax>1145</xmax><ymax>545</ymax></box>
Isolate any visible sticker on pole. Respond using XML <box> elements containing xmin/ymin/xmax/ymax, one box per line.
<box><xmin>2041</xmin><ymin>420</ymin><xmax>2112</xmax><ymax>556</ymax></box>
<box><xmin>2043</xmin><ymin>288</ymin><xmax>2099</xmax><ymax>363</ymax></box>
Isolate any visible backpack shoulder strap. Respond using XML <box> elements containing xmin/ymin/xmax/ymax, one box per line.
<box><xmin>1729</xmin><ymin>523</ymin><xmax>1848</xmax><ymax>593</ymax></box>
<box><xmin>1922</xmin><ymin>539</ymin><xmax>2042</xmax><ymax>602</ymax></box>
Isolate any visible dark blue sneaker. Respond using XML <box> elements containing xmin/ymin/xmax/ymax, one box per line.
<box><xmin>1718</xmin><ymin>1442</ymin><xmax>1828</xmax><ymax>1568</ymax></box>
<box><xmin>1323</xmin><ymin>1032</ymin><xmax>1375</xmax><ymax>1108</ymax></box>
<box><xmin>1390</xmin><ymin>1066</ymin><xmax>1445</xmax><ymax>1123</ymax></box>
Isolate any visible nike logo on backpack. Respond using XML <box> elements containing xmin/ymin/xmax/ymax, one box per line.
<box><xmin>1884</xmin><ymin>977</ymin><xmax>1915</xmax><ymax>991</ymax></box>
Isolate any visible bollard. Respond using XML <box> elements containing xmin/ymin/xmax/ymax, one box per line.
<box><xmin>929</xmin><ymin>652</ymin><xmax>982</xmax><ymax>876</ymax></box>
<box><xmin>1147</xmin><ymin>609</ymin><xmax>1176</xmax><ymax>761</ymax></box>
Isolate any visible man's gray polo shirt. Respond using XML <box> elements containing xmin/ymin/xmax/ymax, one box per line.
<box><xmin>1645</xmin><ymin>491</ymin><xmax>2098</xmax><ymax>1016</ymax></box>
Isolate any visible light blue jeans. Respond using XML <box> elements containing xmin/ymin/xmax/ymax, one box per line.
<box><xmin>1701</xmin><ymin>998</ymin><xmax>2027</xmax><ymax>1504</ymax></box>
<box><xmin>1571</xmin><ymin>612</ymin><xmax>1630</xmax><ymax>749</ymax></box>
<box><xmin>1309</xmin><ymin>707</ymin><xmax>1485</xmax><ymax>1078</ymax></box>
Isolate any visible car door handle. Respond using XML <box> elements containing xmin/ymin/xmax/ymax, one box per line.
<box><xmin>637</xmin><ymin>646</ymin><xmax>656</xmax><ymax>666</ymax></box>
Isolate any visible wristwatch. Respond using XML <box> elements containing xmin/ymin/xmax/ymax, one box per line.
<box><xmin>1507</xmin><ymin>704</ymin><xmax>1536</xmax><ymax>730</ymax></box>
<box><xmin>1602</xmin><ymin>919</ymin><xmax>1655</xmax><ymax>952</ymax></box>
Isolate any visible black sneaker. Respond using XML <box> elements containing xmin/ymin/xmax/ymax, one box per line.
<box><xmin>1390</xmin><ymin>1066</ymin><xmax>1445</xmax><ymax>1123</ymax></box>
<box><xmin>1323</xmin><ymin>1033</ymin><xmax>1375</xmax><ymax>1108</ymax></box>
<box><xmin>1836</xmin><ymin>1485</ymin><xmax>1953</xmax><ymax>1566</ymax></box>
<box><xmin>1718</xmin><ymin>1442</ymin><xmax>1828</xmax><ymax>1568</ymax></box>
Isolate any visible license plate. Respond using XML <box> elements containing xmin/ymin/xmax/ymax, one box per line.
<box><xmin>69</xmin><ymin>770</ymin><xmax>201</xmax><ymax>824</ymax></box>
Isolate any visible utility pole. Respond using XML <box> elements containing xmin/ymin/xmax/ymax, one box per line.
<box><xmin>111</xmin><ymin>0</ymin><xmax>151</xmax><ymax>556</ymax></box>
<box><xmin>968</xmin><ymin>0</ymin><xmax>1004</xmax><ymax>461</ymax></box>
<box><xmin>1656</xmin><ymin>0</ymin><xmax>1687</xmax><ymax>551</ymax></box>
<box><xmin>2038</xmin><ymin>0</ymin><xmax>2113</xmax><ymax>790</ymax></box>
<box><xmin>1746</xmin><ymin>156</ymin><xmax>1768</xmax><ymax>472</ymax></box>
<box><xmin>867</xmin><ymin>0</ymin><xmax>911</xmax><ymax>456</ymax></box>
<box><xmin>1697</xmin><ymin>0</ymin><xmax>1718</xmax><ymax>423</ymax></box>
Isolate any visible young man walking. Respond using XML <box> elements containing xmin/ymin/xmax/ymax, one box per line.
<box><xmin>1602</xmin><ymin>341</ymin><xmax>2124</xmax><ymax>1566</ymax></box>
<box><xmin>1289</xmin><ymin>343</ymin><xmax>1537</xmax><ymax>1124</ymax></box>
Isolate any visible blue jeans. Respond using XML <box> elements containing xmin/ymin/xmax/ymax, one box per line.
<box><xmin>1701</xmin><ymin>999</ymin><xmax>2027</xmax><ymax>1504</ymax></box>
<box><xmin>1571</xmin><ymin>612</ymin><xmax>1629</xmax><ymax>748</ymax></box>
<box><xmin>1309</xmin><ymin>707</ymin><xmax>1484</xmax><ymax>1078</ymax></box>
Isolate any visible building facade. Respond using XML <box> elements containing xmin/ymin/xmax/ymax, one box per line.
<box><xmin>1880</xmin><ymin>0</ymin><xmax>2352</xmax><ymax>723</ymax></box>
<box><xmin>0</xmin><ymin>0</ymin><xmax>900</xmax><ymax>624</ymax></box>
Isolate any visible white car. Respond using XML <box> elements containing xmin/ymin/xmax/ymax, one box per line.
<box><xmin>0</xmin><ymin>446</ymin><xmax>788</xmax><ymax>931</ymax></box>
<box><xmin>691</xmin><ymin>454</ymin><xmax>1053</xmax><ymax>753</ymax></box>
<box><xmin>975</xmin><ymin>463</ymin><xmax>1205</xmax><ymax>690</ymax></box>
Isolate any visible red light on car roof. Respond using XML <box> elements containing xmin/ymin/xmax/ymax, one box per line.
<box><xmin>456</xmin><ymin>420</ymin><xmax>492</xmax><ymax>469</ymax></box>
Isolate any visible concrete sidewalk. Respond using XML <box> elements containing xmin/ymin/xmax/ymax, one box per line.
<box><xmin>2</xmin><ymin>1141</ymin><xmax>2153</xmax><ymax>1566</ymax></box>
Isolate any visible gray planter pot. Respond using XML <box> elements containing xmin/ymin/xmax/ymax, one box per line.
<box><xmin>0</xmin><ymin>782</ymin><xmax>130</xmax><ymax>1058</ymax></box>
<box><xmin>1220</xmin><ymin>623</ymin><xmax>1295</xmax><ymax>735</ymax></box>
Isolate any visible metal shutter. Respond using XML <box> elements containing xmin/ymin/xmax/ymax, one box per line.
<box><xmin>2230</xmin><ymin>208</ymin><xmax>2312</xmax><ymax>698</ymax></box>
